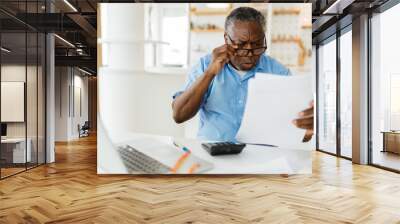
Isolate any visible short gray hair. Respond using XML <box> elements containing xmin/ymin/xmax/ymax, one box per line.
<box><xmin>225</xmin><ymin>7</ymin><xmax>266</xmax><ymax>33</ymax></box>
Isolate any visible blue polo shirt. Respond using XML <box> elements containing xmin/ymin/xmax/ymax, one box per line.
<box><xmin>173</xmin><ymin>53</ymin><xmax>291</xmax><ymax>141</ymax></box>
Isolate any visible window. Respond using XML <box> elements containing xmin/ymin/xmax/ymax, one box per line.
<box><xmin>339</xmin><ymin>29</ymin><xmax>352</xmax><ymax>158</ymax></box>
<box><xmin>0</xmin><ymin>1</ymin><xmax>46</xmax><ymax>179</ymax></box>
<box><xmin>318</xmin><ymin>37</ymin><xmax>337</xmax><ymax>154</ymax></box>
<box><xmin>145</xmin><ymin>4</ymin><xmax>189</xmax><ymax>69</ymax></box>
<box><xmin>390</xmin><ymin>74</ymin><xmax>400</xmax><ymax>130</ymax></box>
<box><xmin>371</xmin><ymin>3</ymin><xmax>400</xmax><ymax>171</ymax></box>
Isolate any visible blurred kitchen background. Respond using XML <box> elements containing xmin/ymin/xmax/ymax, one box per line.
<box><xmin>97</xmin><ymin>3</ymin><xmax>312</xmax><ymax>143</ymax></box>
<box><xmin>144</xmin><ymin>3</ymin><xmax>312</xmax><ymax>74</ymax></box>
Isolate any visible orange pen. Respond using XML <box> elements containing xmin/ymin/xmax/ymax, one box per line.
<box><xmin>188</xmin><ymin>163</ymin><xmax>200</xmax><ymax>174</ymax></box>
<box><xmin>170</xmin><ymin>151</ymin><xmax>190</xmax><ymax>173</ymax></box>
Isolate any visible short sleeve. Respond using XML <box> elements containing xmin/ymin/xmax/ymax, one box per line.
<box><xmin>172</xmin><ymin>55</ymin><xmax>211</xmax><ymax>106</ymax></box>
<box><xmin>260</xmin><ymin>54</ymin><xmax>292</xmax><ymax>76</ymax></box>
<box><xmin>271</xmin><ymin>57</ymin><xmax>291</xmax><ymax>76</ymax></box>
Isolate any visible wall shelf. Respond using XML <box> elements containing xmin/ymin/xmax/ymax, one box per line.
<box><xmin>190</xmin><ymin>28</ymin><xmax>224</xmax><ymax>33</ymax></box>
<box><xmin>190</xmin><ymin>10</ymin><xmax>229</xmax><ymax>16</ymax></box>
<box><xmin>272</xmin><ymin>9</ymin><xmax>301</xmax><ymax>15</ymax></box>
<box><xmin>189</xmin><ymin>5</ymin><xmax>232</xmax><ymax>16</ymax></box>
<box><xmin>301</xmin><ymin>24</ymin><xmax>312</xmax><ymax>29</ymax></box>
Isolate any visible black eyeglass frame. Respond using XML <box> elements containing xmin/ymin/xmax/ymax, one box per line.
<box><xmin>226</xmin><ymin>34</ymin><xmax>268</xmax><ymax>57</ymax></box>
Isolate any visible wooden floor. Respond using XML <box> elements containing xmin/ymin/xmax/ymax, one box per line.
<box><xmin>1</xmin><ymin>167</ymin><xmax>26</xmax><ymax>178</ymax></box>
<box><xmin>1</xmin><ymin>135</ymin><xmax>400</xmax><ymax>224</ymax></box>
<box><xmin>1</xmin><ymin>163</ymin><xmax>44</xmax><ymax>178</ymax></box>
<box><xmin>373</xmin><ymin>150</ymin><xmax>400</xmax><ymax>171</ymax></box>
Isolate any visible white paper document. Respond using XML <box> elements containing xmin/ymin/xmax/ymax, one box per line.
<box><xmin>236</xmin><ymin>73</ymin><xmax>313</xmax><ymax>149</ymax></box>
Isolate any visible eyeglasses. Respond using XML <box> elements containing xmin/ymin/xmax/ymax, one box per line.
<box><xmin>226</xmin><ymin>34</ymin><xmax>267</xmax><ymax>57</ymax></box>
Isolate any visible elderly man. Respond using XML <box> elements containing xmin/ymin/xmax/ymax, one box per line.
<box><xmin>172</xmin><ymin>7</ymin><xmax>313</xmax><ymax>142</ymax></box>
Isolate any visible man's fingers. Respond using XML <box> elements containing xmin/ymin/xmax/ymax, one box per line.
<box><xmin>293</xmin><ymin>115</ymin><xmax>313</xmax><ymax>129</ymax></box>
<box><xmin>295</xmin><ymin>114</ymin><xmax>313</xmax><ymax>120</ymax></box>
<box><xmin>225</xmin><ymin>50</ymin><xmax>234</xmax><ymax>58</ymax></box>
<box><xmin>214</xmin><ymin>44</ymin><xmax>228</xmax><ymax>54</ymax></box>
<box><xmin>226</xmin><ymin>45</ymin><xmax>236</xmax><ymax>55</ymax></box>
<box><xmin>227</xmin><ymin>50</ymin><xmax>235</xmax><ymax>57</ymax></box>
<box><xmin>214</xmin><ymin>44</ymin><xmax>236</xmax><ymax>59</ymax></box>
<box><xmin>298</xmin><ymin>107</ymin><xmax>313</xmax><ymax>116</ymax></box>
<box><xmin>293</xmin><ymin>119</ymin><xmax>313</xmax><ymax>127</ymax></box>
<box><xmin>216</xmin><ymin>54</ymin><xmax>229</xmax><ymax>64</ymax></box>
<box><xmin>217</xmin><ymin>44</ymin><xmax>234</xmax><ymax>55</ymax></box>
<box><xmin>296</xmin><ymin>123</ymin><xmax>313</xmax><ymax>130</ymax></box>
<box><xmin>218</xmin><ymin>45</ymin><xmax>235</xmax><ymax>58</ymax></box>
<box><xmin>298</xmin><ymin>100</ymin><xmax>315</xmax><ymax>116</ymax></box>
<box><xmin>211</xmin><ymin>44</ymin><xmax>234</xmax><ymax>70</ymax></box>
<box><xmin>215</xmin><ymin>56</ymin><xmax>224</xmax><ymax>63</ymax></box>
<box><xmin>293</xmin><ymin>115</ymin><xmax>313</xmax><ymax>124</ymax></box>
<box><xmin>302</xmin><ymin>130</ymin><xmax>314</xmax><ymax>142</ymax></box>
<box><xmin>222</xmin><ymin>50</ymin><xmax>234</xmax><ymax>60</ymax></box>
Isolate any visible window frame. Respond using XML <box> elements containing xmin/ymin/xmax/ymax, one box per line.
<box><xmin>315</xmin><ymin>24</ymin><xmax>353</xmax><ymax>161</ymax></box>
<box><xmin>144</xmin><ymin>3</ymin><xmax>190</xmax><ymax>74</ymax></box>
<box><xmin>368</xmin><ymin>0</ymin><xmax>400</xmax><ymax>173</ymax></box>
<box><xmin>0</xmin><ymin>0</ymin><xmax>47</xmax><ymax>180</ymax></box>
<box><xmin>315</xmin><ymin>0</ymin><xmax>400</xmax><ymax>173</ymax></box>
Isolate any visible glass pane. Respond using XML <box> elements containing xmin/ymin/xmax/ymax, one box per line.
<box><xmin>1</xmin><ymin>31</ymin><xmax>27</xmax><ymax>177</ymax></box>
<box><xmin>390</xmin><ymin>75</ymin><xmax>400</xmax><ymax>130</ymax></box>
<box><xmin>371</xmin><ymin>4</ymin><xmax>400</xmax><ymax>171</ymax></box>
<box><xmin>318</xmin><ymin>37</ymin><xmax>337</xmax><ymax>154</ymax></box>
<box><xmin>27</xmin><ymin>31</ymin><xmax>38</xmax><ymax>169</ymax></box>
<box><xmin>38</xmin><ymin>33</ymin><xmax>46</xmax><ymax>165</ymax></box>
<box><xmin>25</xmin><ymin>0</ymin><xmax>38</xmax><ymax>169</ymax></box>
<box><xmin>160</xmin><ymin>5</ymin><xmax>188</xmax><ymax>67</ymax></box>
<box><xmin>340</xmin><ymin>30</ymin><xmax>352</xmax><ymax>158</ymax></box>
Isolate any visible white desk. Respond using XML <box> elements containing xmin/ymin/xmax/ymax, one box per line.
<box><xmin>1</xmin><ymin>138</ymin><xmax>32</xmax><ymax>163</ymax></box>
<box><xmin>98</xmin><ymin>132</ymin><xmax>312</xmax><ymax>174</ymax></box>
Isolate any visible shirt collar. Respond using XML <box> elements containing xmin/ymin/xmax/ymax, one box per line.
<box><xmin>242</xmin><ymin>56</ymin><xmax>264</xmax><ymax>82</ymax></box>
<box><xmin>225</xmin><ymin>56</ymin><xmax>264</xmax><ymax>82</ymax></box>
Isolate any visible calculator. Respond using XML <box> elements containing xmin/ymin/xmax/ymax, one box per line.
<box><xmin>201</xmin><ymin>142</ymin><xmax>246</xmax><ymax>156</ymax></box>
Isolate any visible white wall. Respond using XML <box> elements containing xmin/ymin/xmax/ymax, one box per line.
<box><xmin>99</xmin><ymin>68</ymin><xmax>186</xmax><ymax>140</ymax></box>
<box><xmin>55</xmin><ymin>67</ymin><xmax>68</xmax><ymax>141</ymax></box>
<box><xmin>1</xmin><ymin>66</ymin><xmax>26</xmax><ymax>134</ymax></box>
<box><xmin>99</xmin><ymin>3</ymin><xmax>192</xmax><ymax>144</ymax></box>
<box><xmin>99</xmin><ymin>3</ymin><xmax>145</xmax><ymax>70</ymax></box>
<box><xmin>1</xmin><ymin>64</ymin><xmax>46</xmax><ymax>163</ymax></box>
<box><xmin>55</xmin><ymin>67</ymin><xmax>89</xmax><ymax>141</ymax></box>
<box><xmin>1</xmin><ymin>65</ymin><xmax>38</xmax><ymax>138</ymax></box>
<box><xmin>71</xmin><ymin>74</ymin><xmax>89</xmax><ymax>138</ymax></box>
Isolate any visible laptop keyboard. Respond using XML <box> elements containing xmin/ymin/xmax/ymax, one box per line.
<box><xmin>117</xmin><ymin>145</ymin><xmax>170</xmax><ymax>174</ymax></box>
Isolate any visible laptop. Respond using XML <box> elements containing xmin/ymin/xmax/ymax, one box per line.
<box><xmin>116</xmin><ymin>137</ymin><xmax>213</xmax><ymax>174</ymax></box>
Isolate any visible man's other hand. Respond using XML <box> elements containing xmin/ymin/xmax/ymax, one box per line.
<box><xmin>292</xmin><ymin>100</ymin><xmax>314</xmax><ymax>142</ymax></box>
